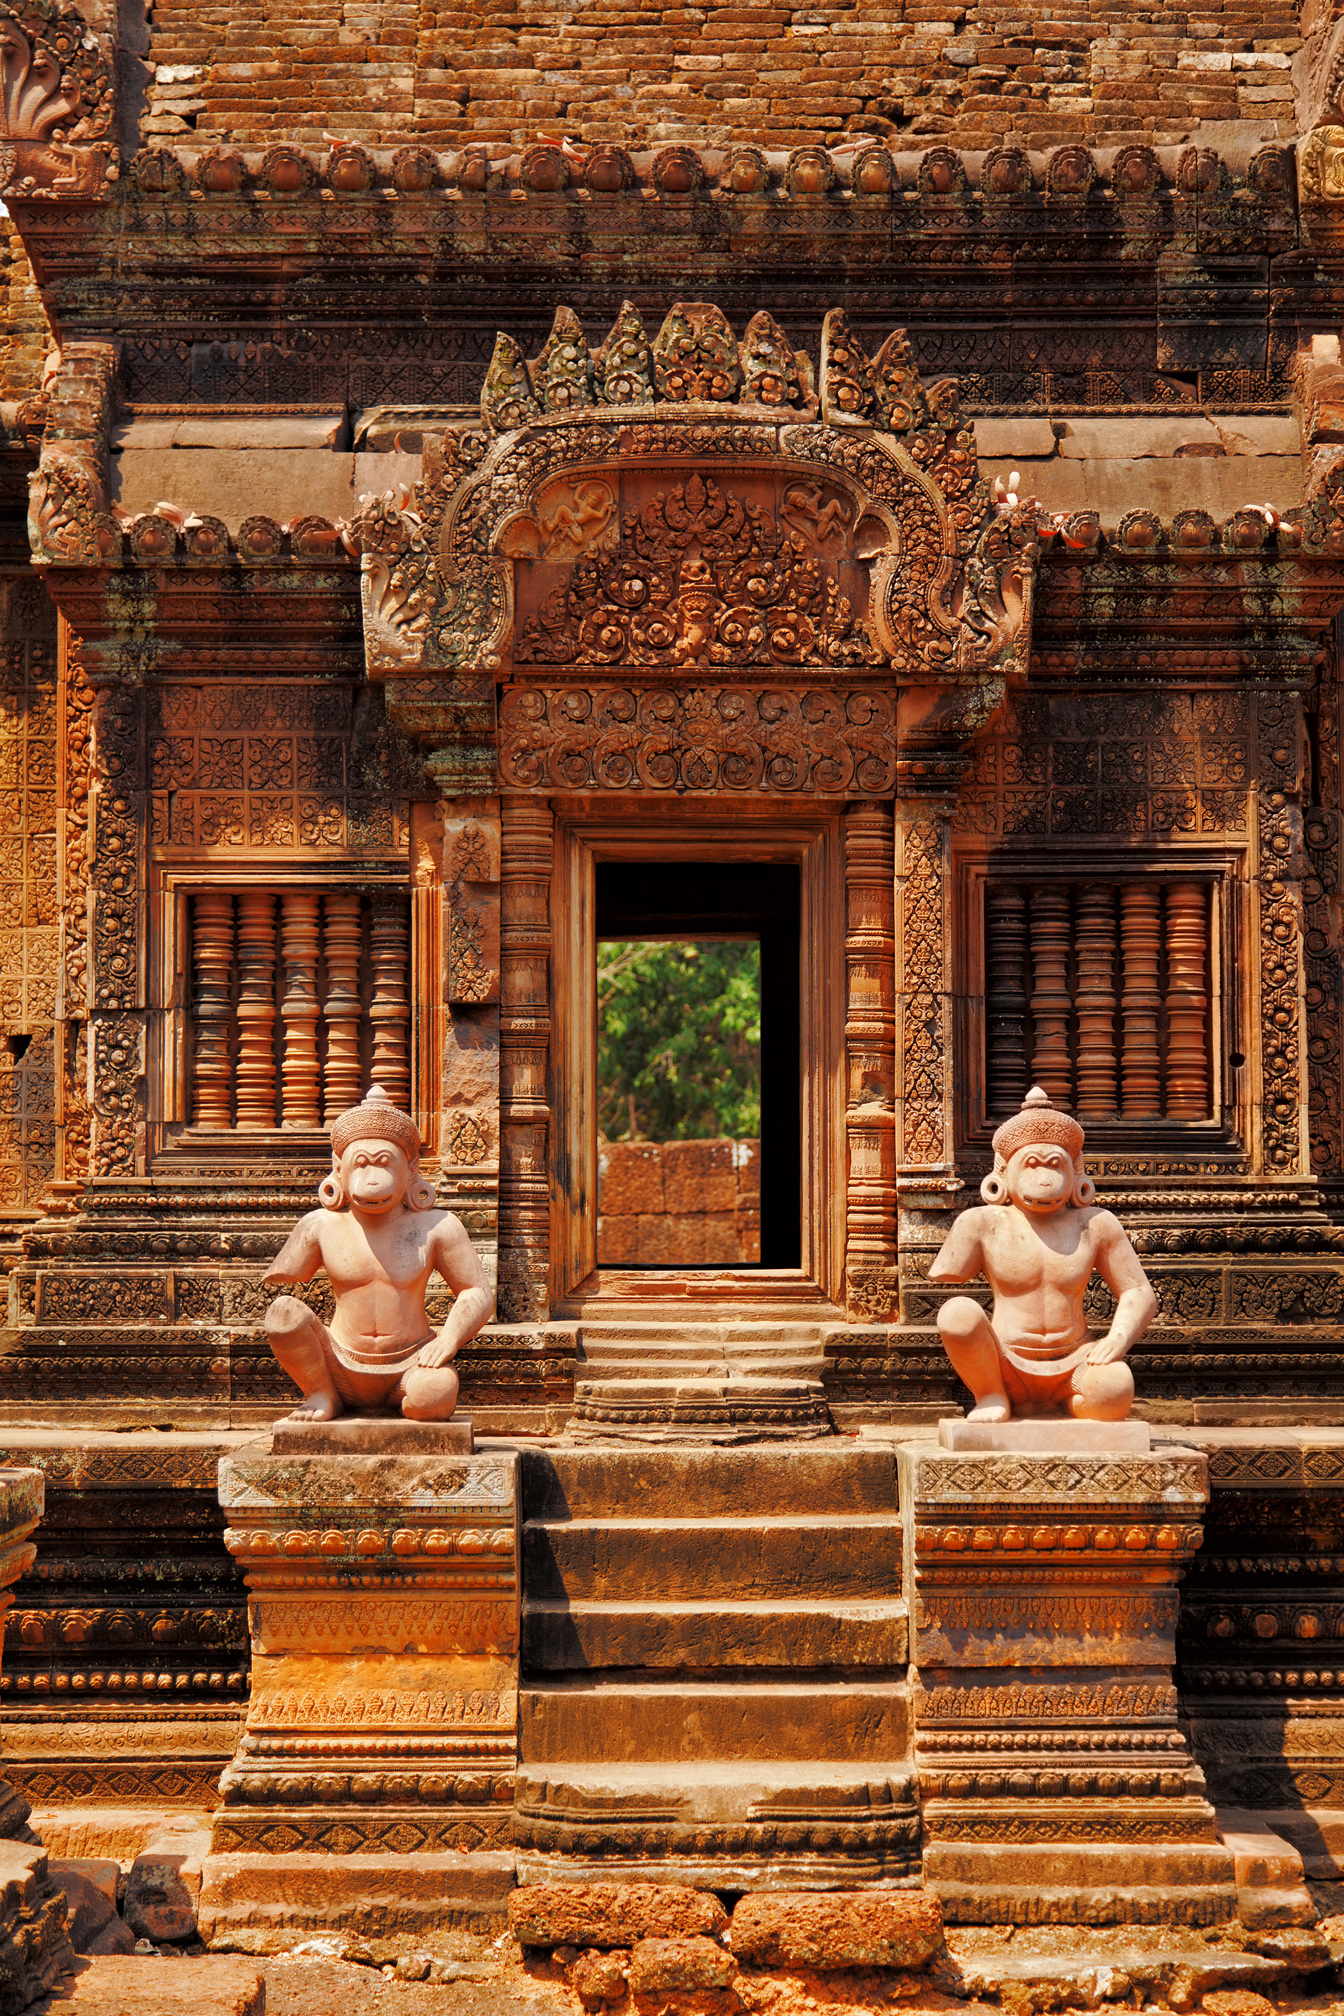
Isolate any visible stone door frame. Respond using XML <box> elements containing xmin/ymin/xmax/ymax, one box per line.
<box><xmin>546</xmin><ymin>796</ymin><xmax>848</xmax><ymax>1310</ymax></box>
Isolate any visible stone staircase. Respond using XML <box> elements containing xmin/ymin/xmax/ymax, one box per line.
<box><xmin>516</xmin><ymin>1443</ymin><xmax>916</xmax><ymax>1890</ymax></box>
<box><xmin>568</xmin><ymin>1299</ymin><xmax>838</xmax><ymax>1442</ymax></box>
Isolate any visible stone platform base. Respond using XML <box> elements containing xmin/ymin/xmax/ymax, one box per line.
<box><xmin>905</xmin><ymin>1439</ymin><xmax>1235</xmax><ymax>1927</ymax></box>
<box><xmin>197</xmin><ymin>1850</ymin><xmax>515</xmax><ymax>1958</ymax></box>
<box><xmin>270</xmin><ymin>1414</ymin><xmax>475</xmax><ymax>1455</ymax></box>
<box><xmin>930</xmin><ymin>1840</ymin><xmax>1237</xmax><ymax>1925</ymax></box>
<box><xmin>938</xmin><ymin>1418</ymin><xmax>1152</xmax><ymax>1453</ymax></box>
<box><xmin>568</xmin><ymin>1378</ymin><xmax>831</xmax><ymax>1443</ymax></box>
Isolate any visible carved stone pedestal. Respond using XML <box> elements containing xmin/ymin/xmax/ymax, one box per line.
<box><xmin>199</xmin><ymin>1437</ymin><xmax>519</xmax><ymax>1958</ymax></box>
<box><xmin>901</xmin><ymin>1441</ymin><xmax>1237</xmax><ymax>1927</ymax></box>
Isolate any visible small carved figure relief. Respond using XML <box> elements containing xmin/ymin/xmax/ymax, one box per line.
<box><xmin>263</xmin><ymin>1084</ymin><xmax>494</xmax><ymax>1423</ymax></box>
<box><xmin>781</xmin><ymin>483</ymin><xmax>851</xmax><ymax>553</ymax></box>
<box><xmin>538</xmin><ymin>478</ymin><xmax>615</xmax><ymax>560</ymax></box>
<box><xmin>928</xmin><ymin>1087</ymin><xmax>1157</xmax><ymax>1422</ymax></box>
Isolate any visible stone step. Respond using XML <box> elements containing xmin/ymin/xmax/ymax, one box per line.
<box><xmin>519</xmin><ymin>1677</ymin><xmax>911</xmax><ymax>1762</ymax></box>
<box><xmin>520</xmin><ymin>1444</ymin><xmax>900</xmax><ymax>1521</ymax></box>
<box><xmin>514</xmin><ymin>1759</ymin><xmax>921</xmax><ymax>1888</ymax></box>
<box><xmin>579</xmin><ymin>1320</ymin><xmax>827</xmax><ymax>1346</ymax></box>
<box><xmin>517</xmin><ymin>1759</ymin><xmax>917</xmax><ymax>1815</ymax></box>
<box><xmin>523</xmin><ymin>1515</ymin><xmax>903</xmax><ymax>1603</ymax></box>
<box><xmin>522</xmin><ymin>1596</ymin><xmax>909</xmax><ymax>1671</ymax></box>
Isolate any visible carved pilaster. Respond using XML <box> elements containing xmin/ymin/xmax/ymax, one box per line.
<box><xmin>442</xmin><ymin>803</ymin><xmax>501</xmax><ymax>1283</ymax></box>
<box><xmin>1257</xmin><ymin>690</ymin><xmax>1307</xmax><ymax>1174</ymax></box>
<box><xmin>844</xmin><ymin>803</ymin><xmax>896</xmax><ymax>1322</ymax></box>
<box><xmin>499</xmin><ymin>798</ymin><xmax>552</xmax><ymax>1324</ymax></box>
<box><xmin>89</xmin><ymin>687</ymin><xmax>145</xmax><ymax>1178</ymax></box>
<box><xmin>896</xmin><ymin>814</ymin><xmax>951</xmax><ymax>1172</ymax></box>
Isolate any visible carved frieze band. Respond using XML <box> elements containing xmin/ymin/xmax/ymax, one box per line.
<box><xmin>497</xmin><ymin>685</ymin><xmax>897</xmax><ymax>797</ymax></box>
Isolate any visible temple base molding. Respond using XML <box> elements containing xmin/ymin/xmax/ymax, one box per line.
<box><xmin>903</xmin><ymin>1439</ymin><xmax>1237</xmax><ymax>1926</ymax></box>
<box><xmin>200</xmin><ymin>1436</ymin><xmax>519</xmax><ymax>1957</ymax></box>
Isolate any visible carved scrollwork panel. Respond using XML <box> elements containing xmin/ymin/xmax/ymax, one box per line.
<box><xmin>498</xmin><ymin>684</ymin><xmax>896</xmax><ymax>797</ymax></box>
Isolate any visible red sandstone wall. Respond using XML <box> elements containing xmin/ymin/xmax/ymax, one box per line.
<box><xmin>598</xmin><ymin>1138</ymin><xmax>761</xmax><ymax>1266</ymax></box>
<box><xmin>0</xmin><ymin>225</ymin><xmax>49</xmax><ymax>406</ymax></box>
<box><xmin>137</xmin><ymin>0</ymin><xmax>1301</xmax><ymax>153</ymax></box>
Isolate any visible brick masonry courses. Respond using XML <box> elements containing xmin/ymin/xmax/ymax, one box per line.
<box><xmin>132</xmin><ymin>0</ymin><xmax>1303</xmax><ymax>153</ymax></box>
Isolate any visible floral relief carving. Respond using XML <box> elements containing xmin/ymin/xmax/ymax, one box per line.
<box><xmin>516</xmin><ymin>472</ymin><xmax>881</xmax><ymax>672</ymax></box>
<box><xmin>498</xmin><ymin>685</ymin><xmax>896</xmax><ymax>796</ymax></box>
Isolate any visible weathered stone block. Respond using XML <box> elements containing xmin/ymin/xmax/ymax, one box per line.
<box><xmin>599</xmin><ymin>1142</ymin><xmax>664</xmax><ymax>1216</ymax></box>
<box><xmin>44</xmin><ymin>1953</ymin><xmax>264</xmax><ymax>2013</ymax></box>
<box><xmin>662</xmin><ymin>1140</ymin><xmax>736</xmax><ymax>1214</ymax></box>
<box><xmin>509</xmin><ymin>1881</ymin><xmax>728</xmax><ymax>1949</ymax></box>
<box><xmin>628</xmin><ymin>1934</ymin><xmax>736</xmax><ymax>1991</ymax></box>
<box><xmin>729</xmin><ymin>1890</ymin><xmax>943</xmax><ymax>1970</ymax></box>
<box><xmin>48</xmin><ymin>1860</ymin><xmax>117</xmax><ymax>1952</ymax></box>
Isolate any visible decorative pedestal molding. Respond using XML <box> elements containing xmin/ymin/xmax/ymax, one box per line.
<box><xmin>200</xmin><ymin>1435</ymin><xmax>519</xmax><ymax>1956</ymax></box>
<box><xmin>901</xmin><ymin>1441</ymin><xmax>1237</xmax><ymax>1926</ymax></box>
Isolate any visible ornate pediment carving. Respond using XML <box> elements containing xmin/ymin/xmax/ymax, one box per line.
<box><xmin>345</xmin><ymin>300</ymin><xmax>1039</xmax><ymax>794</ymax></box>
<box><xmin>348</xmin><ymin>300</ymin><xmax>1032</xmax><ymax>679</ymax></box>
<box><xmin>513</xmin><ymin>471</ymin><xmax>882</xmax><ymax>674</ymax></box>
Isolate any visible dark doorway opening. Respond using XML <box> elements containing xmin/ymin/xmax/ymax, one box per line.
<box><xmin>595</xmin><ymin>861</ymin><xmax>802</xmax><ymax>1268</ymax></box>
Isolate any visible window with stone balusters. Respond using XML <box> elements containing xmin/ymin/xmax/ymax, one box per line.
<box><xmin>982</xmin><ymin>879</ymin><xmax>1215</xmax><ymax>1126</ymax></box>
<box><xmin>185</xmin><ymin>889</ymin><xmax>411</xmax><ymax>1131</ymax></box>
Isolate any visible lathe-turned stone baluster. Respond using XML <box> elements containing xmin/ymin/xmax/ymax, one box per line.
<box><xmin>321</xmin><ymin>892</ymin><xmax>364</xmax><ymax>1122</ymax></box>
<box><xmin>279</xmin><ymin>892</ymin><xmax>321</xmax><ymax>1129</ymax></box>
<box><xmin>1074</xmin><ymin>883</ymin><xmax>1119</xmax><ymax>1118</ymax></box>
<box><xmin>191</xmin><ymin>892</ymin><xmax>236</xmax><ymax>1129</ymax></box>
<box><xmin>369</xmin><ymin>895</ymin><xmax>411</xmax><ymax>1112</ymax></box>
<box><xmin>984</xmin><ymin>883</ymin><xmax>1029</xmax><ymax>1121</ymax></box>
<box><xmin>1028</xmin><ymin>886</ymin><xmax>1073</xmax><ymax>1108</ymax></box>
<box><xmin>1119</xmin><ymin>883</ymin><xmax>1162</xmax><ymax>1117</ymax></box>
<box><xmin>234</xmin><ymin>892</ymin><xmax>277</xmax><ymax>1130</ymax></box>
<box><xmin>1164</xmin><ymin>882</ymin><xmax>1210</xmax><ymax>1119</ymax></box>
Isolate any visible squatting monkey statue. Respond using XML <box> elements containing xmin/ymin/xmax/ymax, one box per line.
<box><xmin>929</xmin><ymin>1086</ymin><xmax>1157</xmax><ymax>1423</ymax></box>
<box><xmin>263</xmin><ymin>1084</ymin><xmax>494</xmax><ymax>1423</ymax></box>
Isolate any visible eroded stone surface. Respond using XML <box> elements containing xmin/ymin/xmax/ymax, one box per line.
<box><xmin>729</xmin><ymin>1890</ymin><xmax>944</xmax><ymax>1970</ymax></box>
<box><xmin>510</xmin><ymin>1883</ymin><xmax>729</xmax><ymax>1950</ymax></box>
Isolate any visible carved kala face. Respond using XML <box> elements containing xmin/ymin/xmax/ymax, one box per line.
<box><xmin>339</xmin><ymin>1137</ymin><xmax>411</xmax><ymax>1213</ymax></box>
<box><xmin>1006</xmin><ymin>1143</ymin><xmax>1072</xmax><ymax>1214</ymax></box>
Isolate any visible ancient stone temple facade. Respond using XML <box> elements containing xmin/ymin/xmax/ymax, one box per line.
<box><xmin>1</xmin><ymin>0</ymin><xmax>1344</xmax><ymax>1930</ymax></box>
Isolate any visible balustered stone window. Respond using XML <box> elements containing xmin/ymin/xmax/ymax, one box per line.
<box><xmin>983</xmin><ymin>878</ymin><xmax>1214</xmax><ymax>1125</ymax></box>
<box><xmin>185</xmin><ymin>888</ymin><xmax>410</xmax><ymax>1132</ymax></box>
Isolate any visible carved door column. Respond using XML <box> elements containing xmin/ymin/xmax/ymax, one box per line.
<box><xmin>498</xmin><ymin>797</ymin><xmax>553</xmax><ymax>1324</ymax></box>
<box><xmin>845</xmin><ymin>803</ymin><xmax>897</xmax><ymax>1321</ymax></box>
<box><xmin>88</xmin><ymin>685</ymin><xmax>146</xmax><ymax>1180</ymax></box>
<box><xmin>440</xmin><ymin>797</ymin><xmax>503</xmax><ymax>1311</ymax></box>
